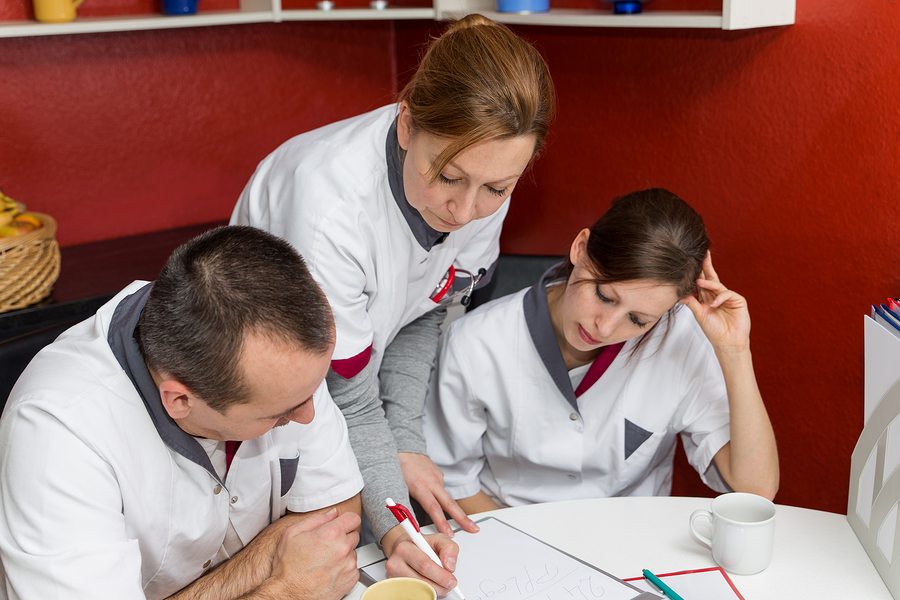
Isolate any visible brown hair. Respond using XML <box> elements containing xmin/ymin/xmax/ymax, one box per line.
<box><xmin>138</xmin><ymin>226</ymin><xmax>334</xmax><ymax>413</ymax></box>
<box><xmin>561</xmin><ymin>188</ymin><xmax>709</xmax><ymax>296</ymax></box>
<box><xmin>399</xmin><ymin>14</ymin><xmax>556</xmax><ymax>180</ymax></box>
<box><xmin>556</xmin><ymin>189</ymin><xmax>710</xmax><ymax>352</ymax></box>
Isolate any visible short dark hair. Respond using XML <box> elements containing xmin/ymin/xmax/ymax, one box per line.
<box><xmin>137</xmin><ymin>226</ymin><xmax>334</xmax><ymax>412</ymax></box>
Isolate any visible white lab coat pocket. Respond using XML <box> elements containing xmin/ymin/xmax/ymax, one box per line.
<box><xmin>615</xmin><ymin>418</ymin><xmax>676</xmax><ymax>496</ymax></box>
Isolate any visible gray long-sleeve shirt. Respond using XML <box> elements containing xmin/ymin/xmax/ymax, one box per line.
<box><xmin>326</xmin><ymin>305</ymin><xmax>447</xmax><ymax>541</ymax></box>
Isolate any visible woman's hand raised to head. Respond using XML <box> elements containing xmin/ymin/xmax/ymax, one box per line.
<box><xmin>681</xmin><ymin>252</ymin><xmax>752</xmax><ymax>355</ymax></box>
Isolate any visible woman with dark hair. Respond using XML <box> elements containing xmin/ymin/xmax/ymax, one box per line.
<box><xmin>424</xmin><ymin>189</ymin><xmax>779</xmax><ymax>514</ymax></box>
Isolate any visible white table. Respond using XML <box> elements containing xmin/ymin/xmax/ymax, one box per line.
<box><xmin>347</xmin><ymin>497</ymin><xmax>891</xmax><ymax>599</ymax></box>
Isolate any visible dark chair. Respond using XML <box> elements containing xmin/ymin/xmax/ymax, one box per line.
<box><xmin>468</xmin><ymin>254</ymin><xmax>562</xmax><ymax>310</ymax></box>
<box><xmin>0</xmin><ymin>320</ymin><xmax>80</xmax><ymax>416</ymax></box>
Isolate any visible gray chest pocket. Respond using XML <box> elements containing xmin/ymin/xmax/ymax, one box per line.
<box><xmin>279</xmin><ymin>456</ymin><xmax>300</xmax><ymax>497</ymax></box>
<box><xmin>624</xmin><ymin>419</ymin><xmax>654</xmax><ymax>460</ymax></box>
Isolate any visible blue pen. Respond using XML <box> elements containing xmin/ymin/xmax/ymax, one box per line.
<box><xmin>641</xmin><ymin>569</ymin><xmax>684</xmax><ymax>600</ymax></box>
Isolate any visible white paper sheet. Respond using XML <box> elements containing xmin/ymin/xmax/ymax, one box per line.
<box><xmin>361</xmin><ymin>517</ymin><xmax>648</xmax><ymax>600</ymax></box>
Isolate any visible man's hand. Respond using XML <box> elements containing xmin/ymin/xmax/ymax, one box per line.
<box><xmin>400</xmin><ymin>452</ymin><xmax>479</xmax><ymax>536</ymax></box>
<box><xmin>382</xmin><ymin>525</ymin><xmax>459</xmax><ymax>598</ymax></box>
<box><xmin>266</xmin><ymin>508</ymin><xmax>361</xmax><ymax>599</ymax></box>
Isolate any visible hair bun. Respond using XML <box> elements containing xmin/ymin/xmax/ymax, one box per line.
<box><xmin>448</xmin><ymin>13</ymin><xmax>496</xmax><ymax>31</ymax></box>
<box><xmin>400</xmin><ymin>10</ymin><xmax>555</xmax><ymax>179</ymax></box>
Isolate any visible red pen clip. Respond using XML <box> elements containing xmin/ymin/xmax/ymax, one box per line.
<box><xmin>386</xmin><ymin>501</ymin><xmax>421</xmax><ymax>532</ymax></box>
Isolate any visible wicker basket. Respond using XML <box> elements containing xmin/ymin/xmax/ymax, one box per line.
<box><xmin>0</xmin><ymin>212</ymin><xmax>61</xmax><ymax>313</ymax></box>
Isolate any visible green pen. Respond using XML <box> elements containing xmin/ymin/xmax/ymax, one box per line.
<box><xmin>641</xmin><ymin>569</ymin><xmax>685</xmax><ymax>600</ymax></box>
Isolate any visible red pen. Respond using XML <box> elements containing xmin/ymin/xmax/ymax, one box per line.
<box><xmin>385</xmin><ymin>498</ymin><xmax>466</xmax><ymax>600</ymax></box>
<box><xmin>387</xmin><ymin>499</ymin><xmax>421</xmax><ymax>531</ymax></box>
<box><xmin>887</xmin><ymin>298</ymin><xmax>900</xmax><ymax>314</ymax></box>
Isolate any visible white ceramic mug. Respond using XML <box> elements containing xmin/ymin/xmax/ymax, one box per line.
<box><xmin>361</xmin><ymin>577</ymin><xmax>437</xmax><ymax>600</ymax></box>
<box><xmin>689</xmin><ymin>492</ymin><xmax>776</xmax><ymax>575</ymax></box>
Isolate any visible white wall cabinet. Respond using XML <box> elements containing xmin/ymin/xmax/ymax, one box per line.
<box><xmin>0</xmin><ymin>0</ymin><xmax>793</xmax><ymax>38</ymax></box>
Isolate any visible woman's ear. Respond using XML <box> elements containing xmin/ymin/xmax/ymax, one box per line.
<box><xmin>396</xmin><ymin>101</ymin><xmax>412</xmax><ymax>152</ymax></box>
<box><xmin>569</xmin><ymin>228</ymin><xmax>591</xmax><ymax>269</ymax></box>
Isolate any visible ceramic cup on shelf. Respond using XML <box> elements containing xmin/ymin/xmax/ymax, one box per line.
<box><xmin>689</xmin><ymin>492</ymin><xmax>776</xmax><ymax>575</ymax></box>
<box><xmin>33</xmin><ymin>0</ymin><xmax>84</xmax><ymax>23</ymax></box>
<box><xmin>161</xmin><ymin>0</ymin><xmax>197</xmax><ymax>15</ymax></box>
<box><xmin>361</xmin><ymin>577</ymin><xmax>437</xmax><ymax>600</ymax></box>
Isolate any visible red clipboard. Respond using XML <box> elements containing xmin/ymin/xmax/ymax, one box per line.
<box><xmin>623</xmin><ymin>566</ymin><xmax>745</xmax><ymax>599</ymax></box>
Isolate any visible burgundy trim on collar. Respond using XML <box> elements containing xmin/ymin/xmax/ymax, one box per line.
<box><xmin>524</xmin><ymin>267</ymin><xmax>628</xmax><ymax>412</ymax></box>
<box><xmin>574</xmin><ymin>342</ymin><xmax>626</xmax><ymax>398</ymax></box>
<box><xmin>225</xmin><ymin>440</ymin><xmax>241</xmax><ymax>474</ymax></box>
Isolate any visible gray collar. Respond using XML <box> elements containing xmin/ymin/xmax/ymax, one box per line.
<box><xmin>523</xmin><ymin>266</ymin><xmax>578</xmax><ymax>409</ymax></box>
<box><xmin>524</xmin><ymin>268</ymin><xmax>627</xmax><ymax>412</ymax></box>
<box><xmin>107</xmin><ymin>283</ymin><xmax>223</xmax><ymax>484</ymax></box>
<box><xmin>385</xmin><ymin>119</ymin><xmax>447</xmax><ymax>251</ymax></box>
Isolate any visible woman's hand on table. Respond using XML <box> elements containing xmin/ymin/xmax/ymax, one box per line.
<box><xmin>400</xmin><ymin>452</ymin><xmax>479</xmax><ymax>536</ymax></box>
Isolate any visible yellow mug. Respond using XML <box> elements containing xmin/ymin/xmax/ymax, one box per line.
<box><xmin>361</xmin><ymin>577</ymin><xmax>437</xmax><ymax>600</ymax></box>
<box><xmin>33</xmin><ymin>0</ymin><xmax>85</xmax><ymax>23</ymax></box>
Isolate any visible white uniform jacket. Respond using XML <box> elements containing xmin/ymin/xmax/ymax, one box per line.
<box><xmin>425</xmin><ymin>272</ymin><xmax>732</xmax><ymax>507</ymax></box>
<box><xmin>231</xmin><ymin>104</ymin><xmax>507</xmax><ymax>376</ymax></box>
<box><xmin>0</xmin><ymin>282</ymin><xmax>363</xmax><ymax>600</ymax></box>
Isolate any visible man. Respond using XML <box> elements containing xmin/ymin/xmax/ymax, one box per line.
<box><xmin>0</xmin><ymin>226</ymin><xmax>364</xmax><ymax>599</ymax></box>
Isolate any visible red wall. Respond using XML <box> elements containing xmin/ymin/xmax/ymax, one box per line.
<box><xmin>2</xmin><ymin>0</ymin><xmax>898</xmax><ymax>514</ymax></box>
<box><xmin>399</xmin><ymin>1</ymin><xmax>900</xmax><ymax>513</ymax></box>
<box><xmin>0</xmin><ymin>21</ymin><xmax>398</xmax><ymax>246</ymax></box>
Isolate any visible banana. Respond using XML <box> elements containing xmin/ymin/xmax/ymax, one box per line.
<box><xmin>0</xmin><ymin>191</ymin><xmax>26</xmax><ymax>227</ymax></box>
<box><xmin>14</xmin><ymin>213</ymin><xmax>41</xmax><ymax>230</ymax></box>
<box><xmin>0</xmin><ymin>190</ymin><xmax>35</xmax><ymax>232</ymax></box>
<box><xmin>0</xmin><ymin>214</ymin><xmax>41</xmax><ymax>238</ymax></box>
<box><xmin>0</xmin><ymin>210</ymin><xmax>15</xmax><ymax>228</ymax></box>
<box><xmin>0</xmin><ymin>192</ymin><xmax>17</xmax><ymax>211</ymax></box>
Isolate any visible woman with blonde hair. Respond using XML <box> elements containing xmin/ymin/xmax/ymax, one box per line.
<box><xmin>232</xmin><ymin>14</ymin><xmax>555</xmax><ymax>594</ymax></box>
